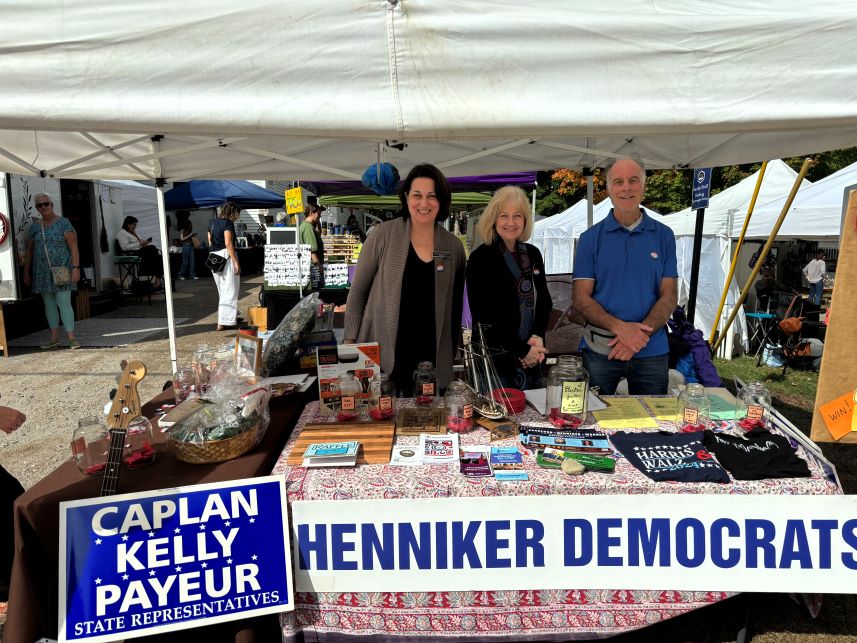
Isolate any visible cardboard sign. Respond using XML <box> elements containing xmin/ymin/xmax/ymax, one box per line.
<box><xmin>59</xmin><ymin>478</ymin><xmax>293</xmax><ymax>642</ymax></box>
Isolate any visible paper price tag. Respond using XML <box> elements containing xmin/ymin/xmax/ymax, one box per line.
<box><xmin>379</xmin><ymin>396</ymin><xmax>392</xmax><ymax>411</ymax></box>
<box><xmin>683</xmin><ymin>407</ymin><xmax>699</xmax><ymax>424</ymax></box>
<box><xmin>560</xmin><ymin>381</ymin><xmax>586</xmax><ymax>414</ymax></box>
<box><xmin>341</xmin><ymin>396</ymin><xmax>356</xmax><ymax>411</ymax></box>
<box><xmin>422</xmin><ymin>383</ymin><xmax>435</xmax><ymax>396</ymax></box>
<box><xmin>463</xmin><ymin>404</ymin><xmax>473</xmax><ymax>418</ymax></box>
<box><xmin>747</xmin><ymin>404</ymin><xmax>764</xmax><ymax>421</ymax></box>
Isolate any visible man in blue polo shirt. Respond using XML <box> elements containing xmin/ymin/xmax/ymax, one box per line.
<box><xmin>572</xmin><ymin>158</ymin><xmax>678</xmax><ymax>394</ymax></box>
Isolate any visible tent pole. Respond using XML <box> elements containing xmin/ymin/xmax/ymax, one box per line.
<box><xmin>686</xmin><ymin>205</ymin><xmax>706</xmax><ymax>324</ymax></box>
<box><xmin>586</xmin><ymin>171</ymin><xmax>594</xmax><ymax>229</ymax></box>
<box><xmin>708</xmin><ymin>161</ymin><xmax>768</xmax><ymax>345</ymax></box>
<box><xmin>711</xmin><ymin>159</ymin><xmax>811</xmax><ymax>355</ymax></box>
<box><xmin>155</xmin><ymin>184</ymin><xmax>179</xmax><ymax>376</ymax></box>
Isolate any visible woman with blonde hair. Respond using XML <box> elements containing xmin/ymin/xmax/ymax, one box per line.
<box><xmin>466</xmin><ymin>186</ymin><xmax>552</xmax><ymax>389</ymax></box>
<box><xmin>208</xmin><ymin>202</ymin><xmax>241</xmax><ymax>330</ymax></box>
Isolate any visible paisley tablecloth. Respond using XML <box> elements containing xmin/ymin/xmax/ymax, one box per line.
<box><xmin>271</xmin><ymin>397</ymin><xmax>839</xmax><ymax>641</ymax></box>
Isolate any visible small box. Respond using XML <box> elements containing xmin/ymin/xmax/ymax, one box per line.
<box><xmin>298</xmin><ymin>330</ymin><xmax>337</xmax><ymax>369</ymax></box>
<box><xmin>248</xmin><ymin>305</ymin><xmax>268</xmax><ymax>332</ymax></box>
<box><xmin>317</xmin><ymin>343</ymin><xmax>381</xmax><ymax>415</ymax></box>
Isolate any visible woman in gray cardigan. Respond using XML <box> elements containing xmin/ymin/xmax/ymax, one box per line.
<box><xmin>344</xmin><ymin>164</ymin><xmax>465</xmax><ymax>395</ymax></box>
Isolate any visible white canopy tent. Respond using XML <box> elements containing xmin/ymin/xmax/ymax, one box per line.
<box><xmin>3</xmin><ymin>1</ymin><xmax>857</xmax><ymax>370</ymax></box>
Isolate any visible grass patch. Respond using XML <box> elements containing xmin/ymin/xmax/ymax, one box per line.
<box><xmin>713</xmin><ymin>356</ymin><xmax>818</xmax><ymax>409</ymax></box>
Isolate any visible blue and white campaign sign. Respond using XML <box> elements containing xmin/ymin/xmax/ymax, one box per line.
<box><xmin>691</xmin><ymin>167</ymin><xmax>713</xmax><ymax>209</ymax></box>
<box><xmin>59</xmin><ymin>477</ymin><xmax>293</xmax><ymax>642</ymax></box>
<box><xmin>292</xmin><ymin>494</ymin><xmax>857</xmax><ymax>594</ymax></box>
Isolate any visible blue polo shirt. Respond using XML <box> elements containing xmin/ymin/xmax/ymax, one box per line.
<box><xmin>573</xmin><ymin>209</ymin><xmax>677</xmax><ymax>357</ymax></box>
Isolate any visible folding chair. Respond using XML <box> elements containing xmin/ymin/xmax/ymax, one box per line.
<box><xmin>745</xmin><ymin>307</ymin><xmax>777</xmax><ymax>359</ymax></box>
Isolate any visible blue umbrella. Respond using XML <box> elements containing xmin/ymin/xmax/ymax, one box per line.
<box><xmin>164</xmin><ymin>180</ymin><xmax>285</xmax><ymax>210</ymax></box>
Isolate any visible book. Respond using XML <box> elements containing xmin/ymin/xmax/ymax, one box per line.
<box><xmin>419</xmin><ymin>434</ymin><xmax>460</xmax><ymax>464</ymax></box>
<box><xmin>489</xmin><ymin>446</ymin><xmax>524</xmax><ymax>470</ymax></box>
<box><xmin>389</xmin><ymin>444</ymin><xmax>422</xmax><ymax>466</ymax></box>
<box><xmin>460</xmin><ymin>447</ymin><xmax>493</xmax><ymax>477</ymax></box>
<box><xmin>302</xmin><ymin>440</ymin><xmax>360</xmax><ymax>468</ymax></box>
<box><xmin>519</xmin><ymin>425</ymin><xmax>612</xmax><ymax>454</ymax></box>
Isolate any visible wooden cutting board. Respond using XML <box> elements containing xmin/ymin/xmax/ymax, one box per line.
<box><xmin>286</xmin><ymin>421</ymin><xmax>396</xmax><ymax>466</ymax></box>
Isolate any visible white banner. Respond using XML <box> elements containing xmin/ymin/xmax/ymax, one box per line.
<box><xmin>292</xmin><ymin>494</ymin><xmax>857</xmax><ymax>594</ymax></box>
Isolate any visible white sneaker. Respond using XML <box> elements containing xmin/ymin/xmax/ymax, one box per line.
<box><xmin>178</xmin><ymin>277</ymin><xmax>186</xmax><ymax>280</ymax></box>
<box><xmin>192</xmin><ymin>276</ymin><xmax>200</xmax><ymax>280</ymax></box>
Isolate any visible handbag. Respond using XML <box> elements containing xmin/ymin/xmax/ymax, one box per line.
<box><xmin>41</xmin><ymin>221</ymin><xmax>72</xmax><ymax>287</ymax></box>
<box><xmin>777</xmin><ymin>295</ymin><xmax>804</xmax><ymax>336</ymax></box>
<box><xmin>205</xmin><ymin>252</ymin><xmax>227</xmax><ymax>273</ymax></box>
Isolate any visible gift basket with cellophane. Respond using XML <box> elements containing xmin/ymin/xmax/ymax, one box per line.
<box><xmin>166</xmin><ymin>368</ymin><xmax>272</xmax><ymax>464</ymax></box>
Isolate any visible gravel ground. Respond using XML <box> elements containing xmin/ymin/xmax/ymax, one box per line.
<box><xmin>0</xmin><ymin>275</ymin><xmax>264</xmax><ymax>488</ymax></box>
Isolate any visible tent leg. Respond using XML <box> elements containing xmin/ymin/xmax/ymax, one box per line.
<box><xmin>156</xmin><ymin>185</ymin><xmax>178</xmax><ymax>376</ymax></box>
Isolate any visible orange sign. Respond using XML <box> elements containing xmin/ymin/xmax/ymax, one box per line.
<box><xmin>818</xmin><ymin>391</ymin><xmax>855</xmax><ymax>441</ymax></box>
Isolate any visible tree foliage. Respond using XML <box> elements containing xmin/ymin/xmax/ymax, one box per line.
<box><xmin>535</xmin><ymin>146</ymin><xmax>857</xmax><ymax>219</ymax></box>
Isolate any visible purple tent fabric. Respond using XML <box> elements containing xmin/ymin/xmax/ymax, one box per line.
<box><xmin>304</xmin><ymin>172</ymin><xmax>536</xmax><ymax>197</ymax></box>
<box><xmin>668</xmin><ymin>307</ymin><xmax>722</xmax><ymax>387</ymax></box>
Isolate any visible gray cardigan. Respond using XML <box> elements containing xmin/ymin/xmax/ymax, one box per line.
<box><xmin>344</xmin><ymin>218</ymin><xmax>466</xmax><ymax>387</ymax></box>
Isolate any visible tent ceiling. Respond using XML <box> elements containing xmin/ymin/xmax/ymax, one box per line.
<box><xmin>2</xmin><ymin>1</ymin><xmax>857</xmax><ymax>180</ymax></box>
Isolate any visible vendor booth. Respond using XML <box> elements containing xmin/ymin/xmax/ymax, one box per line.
<box><xmin>3</xmin><ymin>2</ymin><xmax>857</xmax><ymax>642</ymax></box>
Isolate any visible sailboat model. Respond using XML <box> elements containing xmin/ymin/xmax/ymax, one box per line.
<box><xmin>462</xmin><ymin>324</ymin><xmax>510</xmax><ymax>420</ymax></box>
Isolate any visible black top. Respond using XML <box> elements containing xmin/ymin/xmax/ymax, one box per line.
<box><xmin>703</xmin><ymin>429</ymin><xmax>810</xmax><ymax>480</ymax></box>
<box><xmin>611</xmin><ymin>431</ymin><xmax>730</xmax><ymax>483</ymax></box>
<box><xmin>209</xmin><ymin>218</ymin><xmax>234</xmax><ymax>252</ymax></box>
<box><xmin>392</xmin><ymin>244</ymin><xmax>436</xmax><ymax>395</ymax></box>
<box><xmin>465</xmin><ymin>241</ymin><xmax>552</xmax><ymax>380</ymax></box>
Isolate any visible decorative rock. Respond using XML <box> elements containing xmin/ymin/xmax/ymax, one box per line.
<box><xmin>562</xmin><ymin>457</ymin><xmax>586</xmax><ymax>476</ymax></box>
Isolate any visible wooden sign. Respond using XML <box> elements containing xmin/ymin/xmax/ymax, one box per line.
<box><xmin>286</xmin><ymin>421</ymin><xmax>395</xmax><ymax>465</ymax></box>
<box><xmin>395</xmin><ymin>408</ymin><xmax>446</xmax><ymax>436</ymax></box>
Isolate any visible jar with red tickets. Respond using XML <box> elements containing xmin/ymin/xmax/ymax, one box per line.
<box><xmin>444</xmin><ymin>380</ymin><xmax>474</xmax><ymax>433</ymax></box>
<box><xmin>737</xmin><ymin>381</ymin><xmax>771</xmax><ymax>430</ymax></box>
<box><xmin>678</xmin><ymin>383</ymin><xmax>710</xmax><ymax>432</ymax></box>
<box><xmin>368</xmin><ymin>373</ymin><xmax>397</xmax><ymax>420</ymax></box>
<box><xmin>336</xmin><ymin>373</ymin><xmax>363</xmax><ymax>421</ymax></box>
<box><xmin>546</xmin><ymin>355</ymin><xmax>589</xmax><ymax>428</ymax></box>
<box><xmin>413</xmin><ymin>361</ymin><xmax>437</xmax><ymax>407</ymax></box>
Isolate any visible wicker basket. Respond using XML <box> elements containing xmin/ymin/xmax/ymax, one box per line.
<box><xmin>169</xmin><ymin>423</ymin><xmax>259</xmax><ymax>464</ymax></box>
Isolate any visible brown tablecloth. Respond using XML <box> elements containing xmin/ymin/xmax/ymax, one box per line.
<box><xmin>5</xmin><ymin>389</ymin><xmax>306</xmax><ymax>643</ymax></box>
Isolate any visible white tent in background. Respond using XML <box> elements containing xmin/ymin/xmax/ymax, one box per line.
<box><xmin>744</xmin><ymin>160</ymin><xmax>857</xmax><ymax>239</ymax></box>
<box><xmin>665</xmin><ymin>161</ymin><xmax>811</xmax><ymax>237</ymax></box>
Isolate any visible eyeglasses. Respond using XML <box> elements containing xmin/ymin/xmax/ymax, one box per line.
<box><xmin>35</xmin><ymin>202</ymin><xmax>51</xmax><ymax>208</ymax></box>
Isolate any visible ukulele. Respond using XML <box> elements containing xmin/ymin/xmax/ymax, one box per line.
<box><xmin>100</xmin><ymin>361</ymin><xmax>146</xmax><ymax>497</ymax></box>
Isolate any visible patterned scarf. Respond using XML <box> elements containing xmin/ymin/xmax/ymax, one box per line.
<box><xmin>497</xmin><ymin>236</ymin><xmax>535</xmax><ymax>342</ymax></box>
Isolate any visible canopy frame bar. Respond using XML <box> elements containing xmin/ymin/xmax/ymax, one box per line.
<box><xmin>438</xmin><ymin>139</ymin><xmax>534</xmax><ymax>169</ymax></box>
<box><xmin>79</xmin><ymin>132</ymin><xmax>155</xmax><ymax>180</ymax></box>
<box><xmin>228</xmin><ymin>143</ymin><xmax>362</xmax><ymax>179</ymax></box>
<box><xmin>47</xmin><ymin>133</ymin><xmax>152</xmax><ymax>174</ymax></box>
<box><xmin>0</xmin><ymin>145</ymin><xmax>41</xmax><ymax>174</ymax></box>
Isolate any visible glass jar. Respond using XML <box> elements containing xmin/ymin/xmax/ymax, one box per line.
<box><xmin>546</xmin><ymin>356</ymin><xmax>589</xmax><ymax>428</ymax></box>
<box><xmin>444</xmin><ymin>380</ymin><xmax>474</xmax><ymax>433</ymax></box>
<box><xmin>737</xmin><ymin>381</ymin><xmax>771</xmax><ymax>430</ymax></box>
<box><xmin>122</xmin><ymin>416</ymin><xmax>158</xmax><ymax>469</ymax></box>
<box><xmin>172</xmin><ymin>366</ymin><xmax>199</xmax><ymax>404</ymax></box>
<box><xmin>193</xmin><ymin>343</ymin><xmax>214</xmax><ymax>394</ymax></box>
<box><xmin>678</xmin><ymin>383</ymin><xmax>710</xmax><ymax>432</ymax></box>
<box><xmin>71</xmin><ymin>416</ymin><xmax>110</xmax><ymax>475</ymax></box>
<box><xmin>413</xmin><ymin>361</ymin><xmax>437</xmax><ymax>407</ymax></box>
<box><xmin>336</xmin><ymin>373</ymin><xmax>364</xmax><ymax>421</ymax></box>
<box><xmin>368</xmin><ymin>373</ymin><xmax>397</xmax><ymax>420</ymax></box>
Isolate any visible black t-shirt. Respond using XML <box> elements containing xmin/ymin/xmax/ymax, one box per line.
<box><xmin>610</xmin><ymin>431</ymin><xmax>730</xmax><ymax>483</ymax></box>
<box><xmin>392</xmin><ymin>244</ymin><xmax>436</xmax><ymax>396</ymax></box>
<box><xmin>702</xmin><ymin>429</ymin><xmax>810</xmax><ymax>480</ymax></box>
<box><xmin>209</xmin><ymin>218</ymin><xmax>234</xmax><ymax>252</ymax></box>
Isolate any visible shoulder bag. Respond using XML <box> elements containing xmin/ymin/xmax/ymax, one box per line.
<box><xmin>206</xmin><ymin>252</ymin><xmax>227</xmax><ymax>273</ymax></box>
<box><xmin>41</xmin><ymin>221</ymin><xmax>71</xmax><ymax>287</ymax></box>
<box><xmin>778</xmin><ymin>295</ymin><xmax>804</xmax><ymax>336</ymax></box>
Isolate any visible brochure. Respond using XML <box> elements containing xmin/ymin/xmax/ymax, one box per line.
<box><xmin>389</xmin><ymin>444</ymin><xmax>422</xmax><ymax>466</ymax></box>
<box><xmin>460</xmin><ymin>446</ymin><xmax>493</xmax><ymax>477</ymax></box>
<box><xmin>302</xmin><ymin>440</ymin><xmax>360</xmax><ymax>468</ymax></box>
<box><xmin>419</xmin><ymin>434</ymin><xmax>460</xmax><ymax>464</ymax></box>
<box><xmin>489</xmin><ymin>446</ymin><xmax>524</xmax><ymax>470</ymax></box>
<box><xmin>535</xmin><ymin>447</ymin><xmax>615</xmax><ymax>473</ymax></box>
